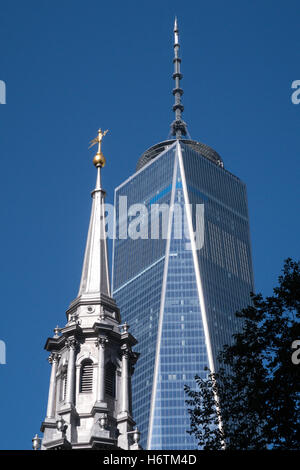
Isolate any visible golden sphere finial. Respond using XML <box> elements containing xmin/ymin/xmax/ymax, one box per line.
<box><xmin>88</xmin><ymin>128</ymin><xmax>109</xmax><ymax>168</ymax></box>
<box><xmin>93</xmin><ymin>153</ymin><xmax>106</xmax><ymax>168</ymax></box>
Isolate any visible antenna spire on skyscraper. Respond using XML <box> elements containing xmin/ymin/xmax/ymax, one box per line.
<box><xmin>171</xmin><ymin>17</ymin><xmax>188</xmax><ymax>139</ymax></box>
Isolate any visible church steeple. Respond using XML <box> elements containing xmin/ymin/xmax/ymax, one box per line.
<box><xmin>78</xmin><ymin>129</ymin><xmax>110</xmax><ymax>299</ymax></box>
<box><xmin>170</xmin><ymin>17</ymin><xmax>188</xmax><ymax>139</ymax></box>
<box><xmin>37</xmin><ymin>130</ymin><xmax>141</xmax><ymax>450</ymax></box>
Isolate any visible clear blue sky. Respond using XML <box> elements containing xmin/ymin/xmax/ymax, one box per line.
<box><xmin>0</xmin><ymin>0</ymin><xmax>299</xmax><ymax>449</ymax></box>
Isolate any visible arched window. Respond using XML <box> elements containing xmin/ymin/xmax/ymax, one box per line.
<box><xmin>105</xmin><ymin>362</ymin><xmax>116</xmax><ymax>398</ymax></box>
<box><xmin>80</xmin><ymin>359</ymin><xmax>94</xmax><ymax>393</ymax></box>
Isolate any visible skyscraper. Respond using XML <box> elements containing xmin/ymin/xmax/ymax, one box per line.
<box><xmin>36</xmin><ymin>130</ymin><xmax>141</xmax><ymax>450</ymax></box>
<box><xmin>112</xmin><ymin>19</ymin><xmax>254</xmax><ymax>449</ymax></box>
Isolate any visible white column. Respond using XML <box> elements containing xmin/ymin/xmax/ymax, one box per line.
<box><xmin>96</xmin><ymin>337</ymin><xmax>107</xmax><ymax>403</ymax></box>
<box><xmin>46</xmin><ymin>353</ymin><xmax>59</xmax><ymax>419</ymax></box>
<box><xmin>121</xmin><ymin>347</ymin><xmax>130</xmax><ymax>413</ymax></box>
<box><xmin>65</xmin><ymin>339</ymin><xmax>77</xmax><ymax>406</ymax></box>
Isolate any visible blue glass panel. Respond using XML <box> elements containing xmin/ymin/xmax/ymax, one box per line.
<box><xmin>150</xmin><ymin>162</ymin><xmax>209</xmax><ymax>450</ymax></box>
<box><xmin>181</xmin><ymin>142</ymin><xmax>254</xmax><ymax>366</ymax></box>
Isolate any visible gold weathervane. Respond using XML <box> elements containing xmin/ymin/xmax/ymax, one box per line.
<box><xmin>89</xmin><ymin>128</ymin><xmax>109</xmax><ymax>168</ymax></box>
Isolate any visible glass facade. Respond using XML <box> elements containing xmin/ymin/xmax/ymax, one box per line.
<box><xmin>112</xmin><ymin>141</ymin><xmax>254</xmax><ymax>449</ymax></box>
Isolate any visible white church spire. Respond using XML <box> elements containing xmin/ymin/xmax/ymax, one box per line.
<box><xmin>78</xmin><ymin>129</ymin><xmax>110</xmax><ymax>298</ymax></box>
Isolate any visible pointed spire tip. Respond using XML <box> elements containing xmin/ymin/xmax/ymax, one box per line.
<box><xmin>174</xmin><ymin>16</ymin><xmax>178</xmax><ymax>32</ymax></box>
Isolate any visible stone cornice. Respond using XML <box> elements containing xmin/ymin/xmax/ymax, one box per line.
<box><xmin>120</xmin><ymin>331</ymin><xmax>138</xmax><ymax>348</ymax></box>
<box><xmin>44</xmin><ymin>335</ymin><xmax>65</xmax><ymax>352</ymax></box>
<box><xmin>67</xmin><ymin>292</ymin><xmax>120</xmax><ymax>322</ymax></box>
<box><xmin>60</xmin><ymin>322</ymin><xmax>82</xmax><ymax>339</ymax></box>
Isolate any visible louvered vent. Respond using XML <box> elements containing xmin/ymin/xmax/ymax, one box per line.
<box><xmin>105</xmin><ymin>362</ymin><xmax>116</xmax><ymax>397</ymax></box>
<box><xmin>63</xmin><ymin>374</ymin><xmax>67</xmax><ymax>400</ymax></box>
<box><xmin>80</xmin><ymin>360</ymin><xmax>94</xmax><ymax>393</ymax></box>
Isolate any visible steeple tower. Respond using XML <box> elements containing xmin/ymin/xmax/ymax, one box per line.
<box><xmin>171</xmin><ymin>17</ymin><xmax>188</xmax><ymax>139</ymax></box>
<box><xmin>38</xmin><ymin>130</ymin><xmax>141</xmax><ymax>450</ymax></box>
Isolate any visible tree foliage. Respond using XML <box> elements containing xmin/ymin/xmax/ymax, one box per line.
<box><xmin>185</xmin><ymin>259</ymin><xmax>300</xmax><ymax>449</ymax></box>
